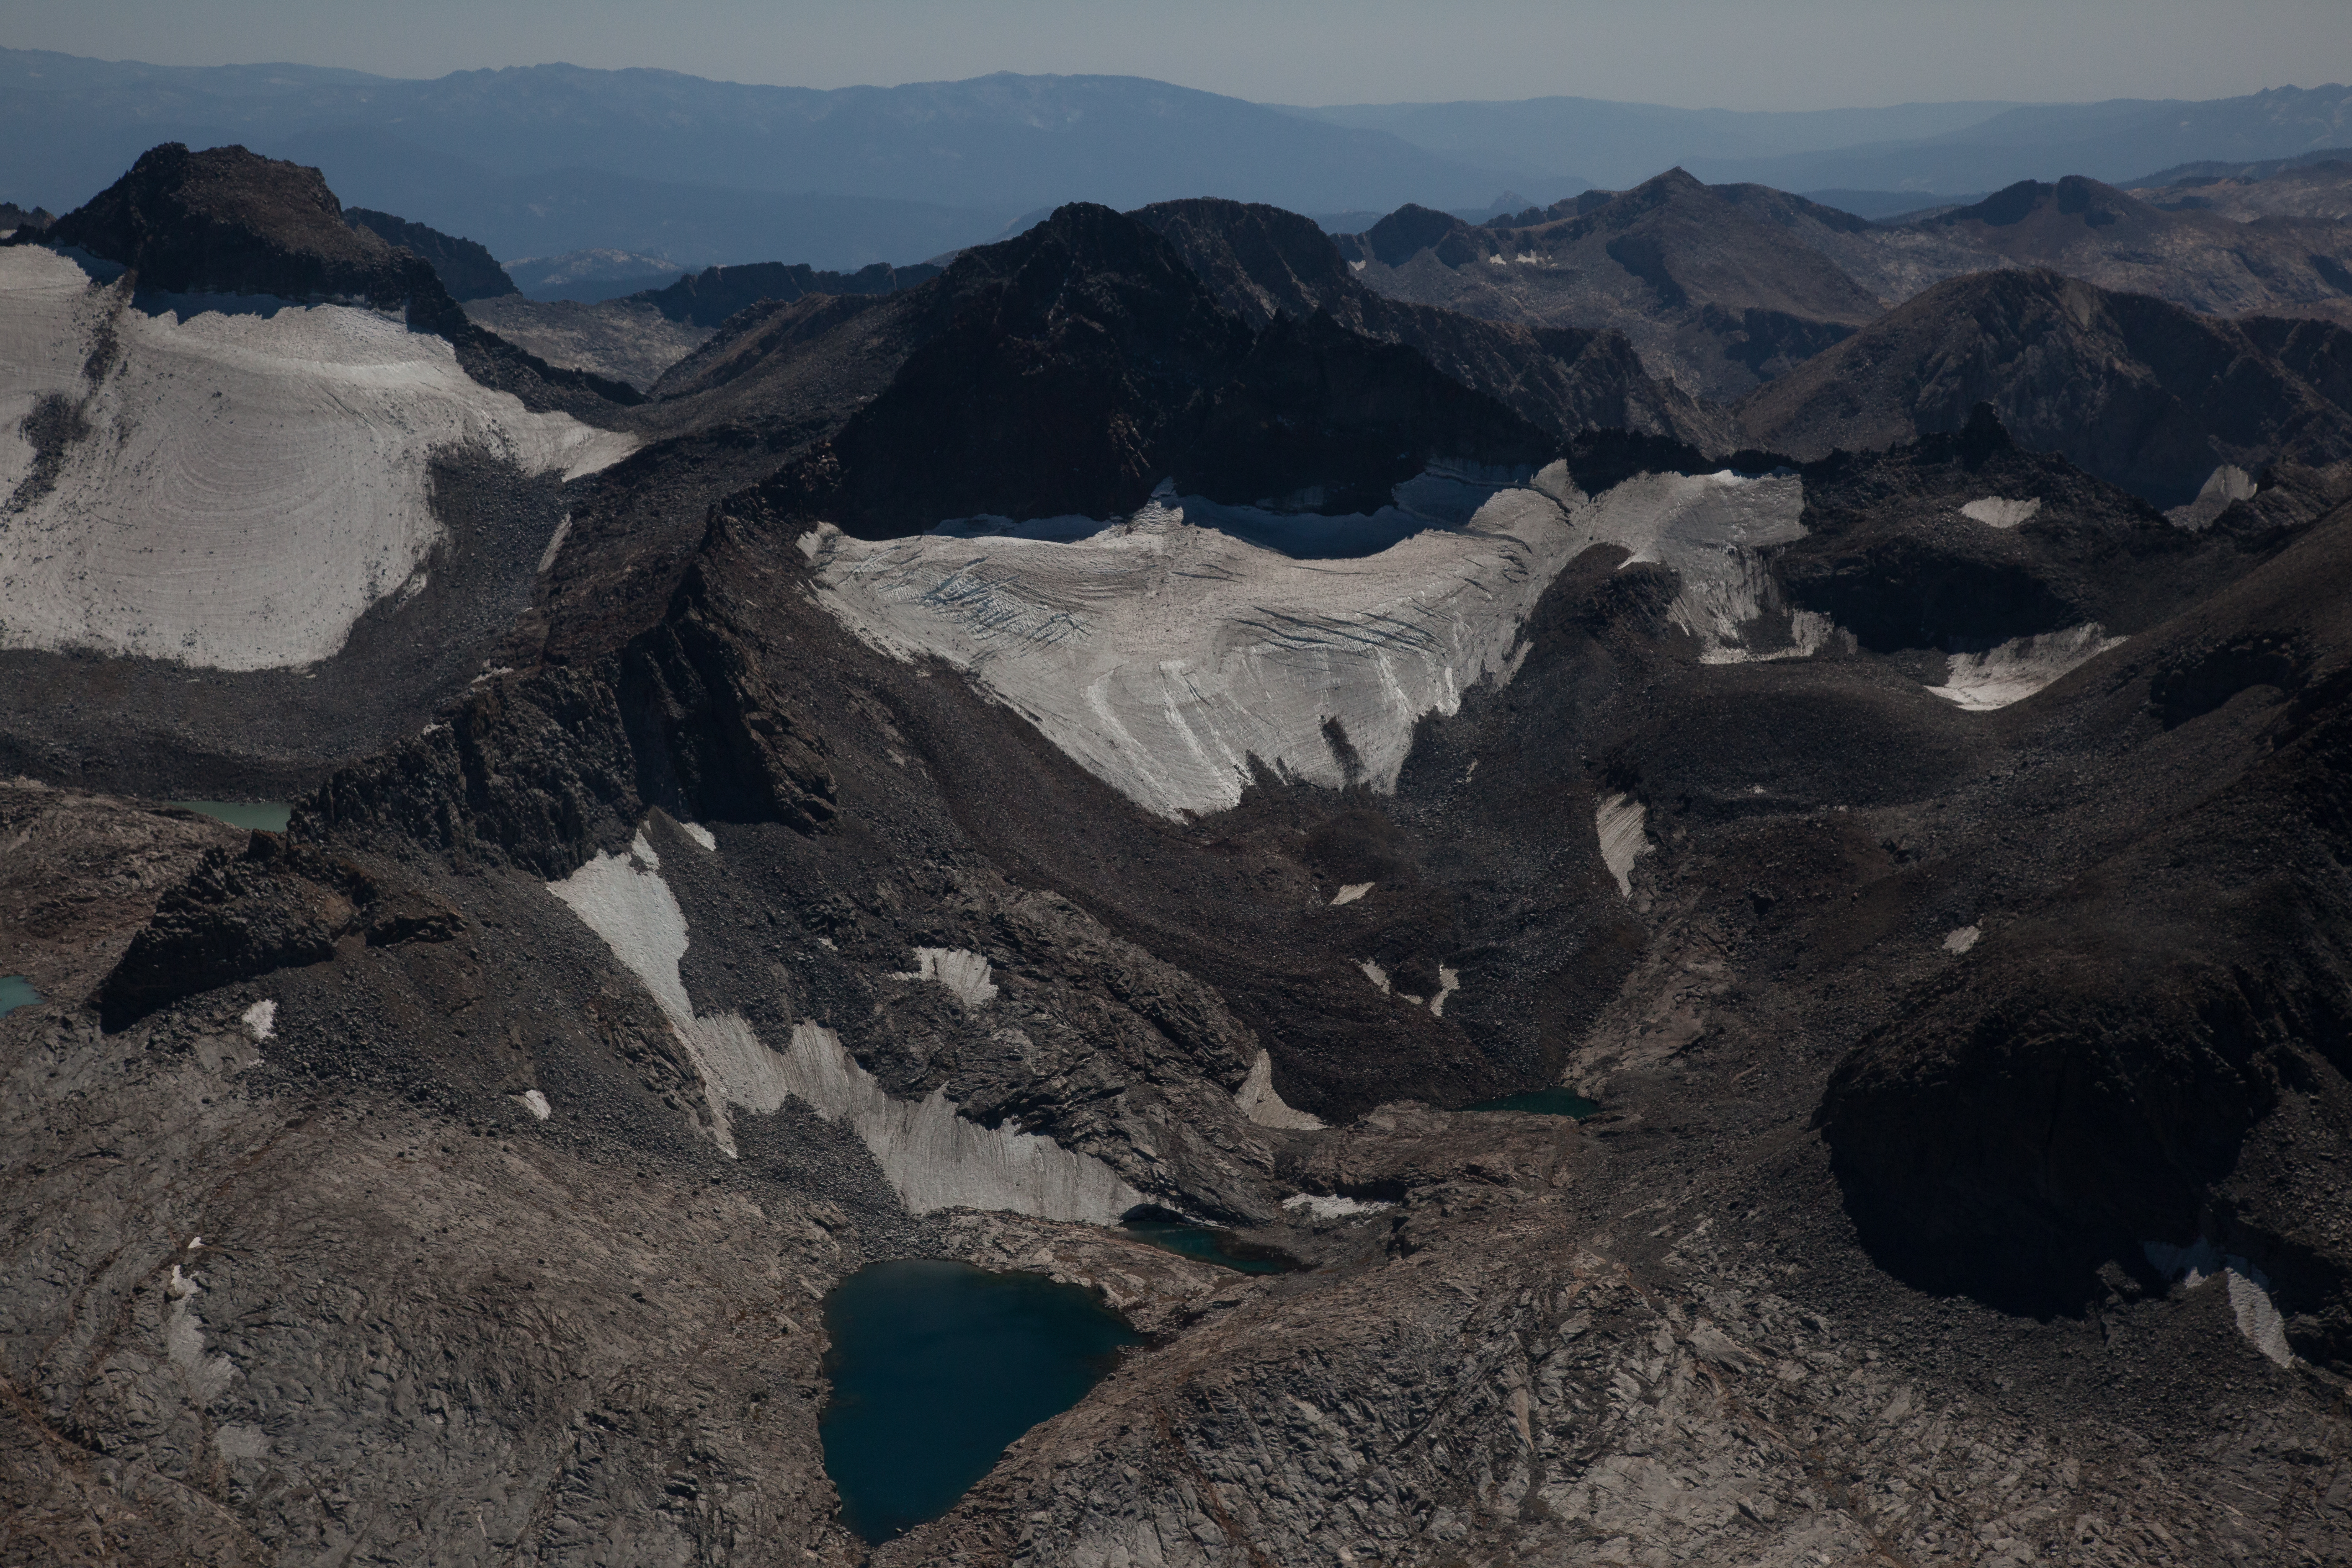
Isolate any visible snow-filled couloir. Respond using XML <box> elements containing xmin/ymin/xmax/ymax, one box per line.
<box><xmin>0</xmin><ymin>247</ymin><xmax>637</xmax><ymax>670</ymax></box>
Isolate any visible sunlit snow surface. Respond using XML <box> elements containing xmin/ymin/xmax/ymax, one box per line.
<box><xmin>804</xmin><ymin>464</ymin><xmax>1811</xmax><ymax>818</ymax></box>
<box><xmin>1926</xmin><ymin>624</ymin><xmax>2125</xmax><ymax>711</ymax></box>
<box><xmin>0</xmin><ymin>247</ymin><xmax>637</xmax><ymax>670</ymax></box>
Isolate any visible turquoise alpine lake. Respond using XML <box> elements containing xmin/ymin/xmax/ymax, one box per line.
<box><xmin>0</xmin><ymin>976</ymin><xmax>39</xmax><ymax>1018</ymax></box>
<box><xmin>168</xmin><ymin>800</ymin><xmax>292</xmax><ymax>832</ymax></box>
<box><xmin>819</xmin><ymin>1259</ymin><xmax>1141</xmax><ymax>1543</ymax></box>
<box><xmin>1120</xmin><ymin>1219</ymin><xmax>1293</xmax><ymax>1274</ymax></box>
<box><xmin>1462</xmin><ymin>1087</ymin><xmax>1601</xmax><ymax>1117</ymax></box>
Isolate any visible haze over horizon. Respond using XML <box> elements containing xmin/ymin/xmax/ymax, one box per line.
<box><xmin>10</xmin><ymin>0</ymin><xmax>2352</xmax><ymax>112</ymax></box>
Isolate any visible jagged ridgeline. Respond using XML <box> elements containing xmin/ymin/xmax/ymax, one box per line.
<box><xmin>10</xmin><ymin>127</ymin><xmax>2352</xmax><ymax>1568</ymax></box>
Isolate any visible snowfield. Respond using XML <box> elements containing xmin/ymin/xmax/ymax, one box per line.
<box><xmin>802</xmin><ymin>463</ymin><xmax>1812</xmax><ymax>818</ymax></box>
<box><xmin>0</xmin><ymin>247</ymin><xmax>636</xmax><ymax>671</ymax></box>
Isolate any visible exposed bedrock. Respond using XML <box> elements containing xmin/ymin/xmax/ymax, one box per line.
<box><xmin>1821</xmin><ymin>501</ymin><xmax>2352</xmax><ymax>1364</ymax></box>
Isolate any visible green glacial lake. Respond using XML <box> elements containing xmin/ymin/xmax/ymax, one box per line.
<box><xmin>168</xmin><ymin>800</ymin><xmax>291</xmax><ymax>832</ymax></box>
<box><xmin>0</xmin><ymin>976</ymin><xmax>40</xmax><ymax>1018</ymax></box>
<box><xmin>820</xmin><ymin>1259</ymin><xmax>1140</xmax><ymax>1543</ymax></box>
<box><xmin>1120</xmin><ymin>1219</ymin><xmax>1293</xmax><ymax>1275</ymax></box>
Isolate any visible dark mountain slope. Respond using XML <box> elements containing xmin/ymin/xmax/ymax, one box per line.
<box><xmin>1133</xmin><ymin>196</ymin><xmax>1730</xmax><ymax>449</ymax></box>
<box><xmin>1822</xmin><ymin>484</ymin><xmax>2352</xmax><ymax>1349</ymax></box>
<box><xmin>1738</xmin><ymin>268</ymin><xmax>2352</xmax><ymax>508</ymax></box>
<box><xmin>344</xmin><ymin>205</ymin><xmax>516</xmax><ymax>300</ymax></box>
<box><xmin>1331</xmin><ymin>170</ymin><xmax>1889</xmax><ymax>401</ymax></box>
<box><xmin>764</xmin><ymin>203</ymin><xmax>1554</xmax><ymax>538</ymax></box>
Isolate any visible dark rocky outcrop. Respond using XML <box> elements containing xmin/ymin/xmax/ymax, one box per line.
<box><xmin>1739</xmin><ymin>268</ymin><xmax>2352</xmax><ymax>508</ymax></box>
<box><xmin>629</xmin><ymin>259</ymin><xmax>943</xmax><ymax>328</ymax></box>
<box><xmin>346</xmin><ymin>206</ymin><xmax>518</xmax><ymax>300</ymax></box>
<box><xmin>0</xmin><ymin>200</ymin><xmax>53</xmax><ymax>232</ymax></box>
<box><xmin>618</xmin><ymin>561</ymin><xmax>838</xmax><ymax>834</ymax></box>
<box><xmin>95</xmin><ymin>832</ymin><xmax>462</xmax><ymax>1030</ymax></box>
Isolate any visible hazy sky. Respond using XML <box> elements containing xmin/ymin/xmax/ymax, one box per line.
<box><xmin>10</xmin><ymin>0</ymin><xmax>2350</xmax><ymax>110</ymax></box>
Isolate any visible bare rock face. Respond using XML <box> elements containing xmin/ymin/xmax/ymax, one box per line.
<box><xmin>46</xmin><ymin>143</ymin><xmax>436</xmax><ymax>309</ymax></box>
<box><xmin>1739</xmin><ymin>268</ymin><xmax>2352</xmax><ymax>507</ymax></box>
<box><xmin>1875</xmin><ymin>174</ymin><xmax>2352</xmax><ymax>322</ymax></box>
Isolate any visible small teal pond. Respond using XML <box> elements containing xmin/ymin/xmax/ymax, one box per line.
<box><xmin>1121</xmin><ymin>1220</ymin><xmax>1292</xmax><ymax>1275</ymax></box>
<box><xmin>0</xmin><ymin>976</ymin><xmax>40</xmax><ymax>1018</ymax></box>
<box><xmin>1463</xmin><ymin>1087</ymin><xmax>1600</xmax><ymax>1117</ymax></box>
<box><xmin>820</xmin><ymin>1260</ymin><xmax>1140</xmax><ymax>1543</ymax></box>
<box><xmin>168</xmin><ymin>800</ymin><xmax>291</xmax><ymax>832</ymax></box>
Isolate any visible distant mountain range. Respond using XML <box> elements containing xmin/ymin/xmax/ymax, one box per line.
<box><xmin>2</xmin><ymin>46</ymin><xmax>2347</xmax><ymax>269</ymax></box>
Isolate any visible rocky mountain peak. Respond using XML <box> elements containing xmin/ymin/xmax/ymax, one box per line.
<box><xmin>1363</xmin><ymin>202</ymin><xmax>1470</xmax><ymax>267</ymax></box>
<box><xmin>44</xmin><ymin>142</ymin><xmax>433</xmax><ymax>308</ymax></box>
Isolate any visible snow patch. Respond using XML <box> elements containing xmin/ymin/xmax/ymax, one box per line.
<box><xmin>1960</xmin><ymin>496</ymin><xmax>2041</xmax><ymax>529</ymax></box>
<box><xmin>2167</xmin><ymin>465</ymin><xmax>2258</xmax><ymax>532</ymax></box>
<box><xmin>2145</xmin><ymin>1240</ymin><xmax>2295</xmax><ymax>1367</ymax></box>
<box><xmin>1926</xmin><ymin>623</ymin><xmax>2125</xmax><ymax>710</ymax></box>
<box><xmin>1596</xmin><ymin>793</ymin><xmax>1652</xmax><ymax>899</ymax></box>
<box><xmin>1563</xmin><ymin>469</ymin><xmax>1813</xmax><ymax>663</ymax></box>
<box><xmin>0</xmin><ymin>248</ymin><xmax>638</xmax><ymax>671</ymax></box>
<box><xmin>547</xmin><ymin>831</ymin><xmax>1135</xmax><ymax>1220</ymax></box>
<box><xmin>536</xmin><ymin>513</ymin><xmax>573</xmax><ymax>574</ymax></box>
<box><xmin>163</xmin><ymin>1264</ymin><xmax>235</xmax><ymax>1402</ymax></box>
<box><xmin>1359</xmin><ymin>959</ymin><xmax>1391</xmax><ymax>995</ymax></box>
<box><xmin>1331</xmin><ymin>882</ymin><xmax>1373</xmax><ymax>906</ymax></box>
<box><xmin>1942</xmin><ymin>926</ymin><xmax>1981</xmax><ymax>954</ymax></box>
<box><xmin>681</xmin><ymin>822</ymin><xmax>716</xmax><ymax>851</ymax></box>
<box><xmin>777</xmin><ymin>1022</ymin><xmax>1146</xmax><ymax>1223</ymax></box>
<box><xmin>1429</xmin><ymin>964</ymin><xmax>1461</xmax><ymax>1017</ymax></box>
<box><xmin>893</xmin><ymin>946</ymin><xmax>998</xmax><ymax>1006</ymax></box>
<box><xmin>1234</xmin><ymin>1049</ymin><xmax>1326</xmax><ymax>1130</ymax></box>
<box><xmin>1283</xmin><ymin>1194</ymin><xmax>1393</xmax><ymax>1220</ymax></box>
<box><xmin>516</xmin><ymin>1088</ymin><xmax>552</xmax><ymax>1120</ymax></box>
<box><xmin>240</xmin><ymin>998</ymin><xmax>275</xmax><ymax>1039</ymax></box>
